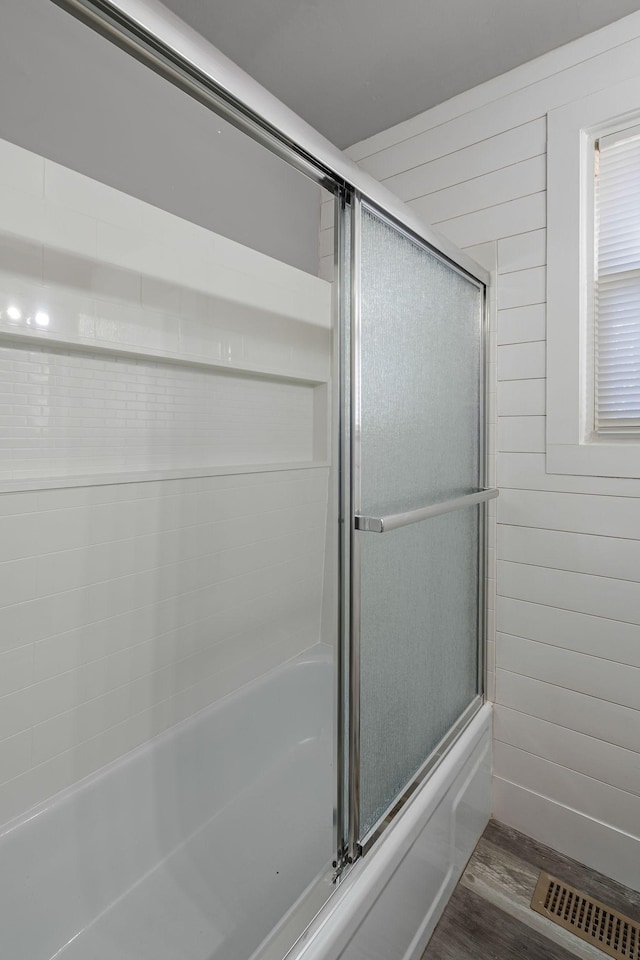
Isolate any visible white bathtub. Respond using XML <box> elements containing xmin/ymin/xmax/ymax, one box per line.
<box><xmin>1</xmin><ymin>644</ymin><xmax>491</xmax><ymax>960</ymax></box>
<box><xmin>0</xmin><ymin>646</ymin><xmax>335</xmax><ymax>960</ymax></box>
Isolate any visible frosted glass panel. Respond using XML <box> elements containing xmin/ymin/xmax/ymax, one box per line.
<box><xmin>360</xmin><ymin>209</ymin><xmax>481</xmax><ymax>515</ymax></box>
<box><xmin>357</xmin><ymin>207</ymin><xmax>483</xmax><ymax>838</ymax></box>
<box><xmin>359</xmin><ymin>509</ymin><xmax>479</xmax><ymax>835</ymax></box>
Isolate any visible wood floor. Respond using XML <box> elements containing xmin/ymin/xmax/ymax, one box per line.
<box><xmin>421</xmin><ymin>820</ymin><xmax>640</xmax><ymax>960</ymax></box>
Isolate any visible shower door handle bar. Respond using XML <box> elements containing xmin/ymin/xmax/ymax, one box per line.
<box><xmin>355</xmin><ymin>487</ymin><xmax>499</xmax><ymax>533</ymax></box>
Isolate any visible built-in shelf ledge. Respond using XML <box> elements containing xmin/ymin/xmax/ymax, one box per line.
<box><xmin>0</xmin><ymin>329</ymin><xmax>329</xmax><ymax>387</ymax></box>
<box><xmin>0</xmin><ymin>461</ymin><xmax>331</xmax><ymax>495</ymax></box>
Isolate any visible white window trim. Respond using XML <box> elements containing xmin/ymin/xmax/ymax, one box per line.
<box><xmin>547</xmin><ymin>75</ymin><xmax>640</xmax><ymax>478</ymax></box>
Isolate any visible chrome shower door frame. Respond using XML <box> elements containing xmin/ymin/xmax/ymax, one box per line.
<box><xmin>345</xmin><ymin>195</ymin><xmax>493</xmax><ymax>861</ymax></box>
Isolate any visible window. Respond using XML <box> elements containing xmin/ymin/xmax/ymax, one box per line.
<box><xmin>594</xmin><ymin>125</ymin><xmax>640</xmax><ymax>435</ymax></box>
<box><xmin>547</xmin><ymin>75</ymin><xmax>640</xmax><ymax>478</ymax></box>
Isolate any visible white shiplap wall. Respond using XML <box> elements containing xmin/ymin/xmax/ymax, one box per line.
<box><xmin>343</xmin><ymin>10</ymin><xmax>640</xmax><ymax>889</ymax></box>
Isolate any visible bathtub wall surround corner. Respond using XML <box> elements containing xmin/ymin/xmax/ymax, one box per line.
<box><xmin>0</xmin><ymin>135</ymin><xmax>333</xmax><ymax>829</ymax></box>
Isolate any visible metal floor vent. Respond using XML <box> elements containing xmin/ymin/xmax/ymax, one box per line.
<box><xmin>531</xmin><ymin>871</ymin><xmax>639</xmax><ymax>960</ymax></box>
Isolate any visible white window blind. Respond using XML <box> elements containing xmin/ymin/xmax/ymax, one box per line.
<box><xmin>595</xmin><ymin>124</ymin><xmax>640</xmax><ymax>434</ymax></box>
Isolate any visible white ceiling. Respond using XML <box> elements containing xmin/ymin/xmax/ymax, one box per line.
<box><xmin>160</xmin><ymin>0</ymin><xmax>640</xmax><ymax>148</ymax></box>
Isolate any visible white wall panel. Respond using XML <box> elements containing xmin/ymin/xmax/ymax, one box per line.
<box><xmin>499</xmin><ymin>525</ymin><xmax>640</xmax><ymax>582</ymax></box>
<box><xmin>494</xmin><ymin>706</ymin><xmax>640</xmax><ymax>798</ymax></box>
<box><xmin>497</xmin><ymin>417</ymin><xmax>545</xmax><ymax>453</ymax></box>
<box><xmin>383</xmin><ymin>121</ymin><xmax>547</xmax><ymax>203</ymax></box>
<box><xmin>498</xmin><ymin>230</ymin><xmax>547</xmax><ymax>274</ymax></box>
<box><xmin>350</xmin><ymin>10</ymin><xmax>640</xmax><ymax>881</ymax></box>
<box><xmin>498</xmin><ymin>489</ymin><xmax>640</xmax><ymax>538</ymax></box>
<box><xmin>494</xmin><ymin>741</ymin><xmax>640</xmax><ymax>839</ymax></box>
<box><xmin>411</xmin><ymin>156</ymin><xmax>546</xmax><ymax>226</ymax></box>
<box><xmin>497</xmin><ymin>596</ymin><xmax>640</xmax><ymax>666</ymax></box>
<box><xmin>496</xmin><ymin>633</ymin><xmax>640</xmax><ymax>710</ymax></box>
<box><xmin>497</xmin><ymin>380</ymin><xmax>545</xmax><ymax>417</ymax></box>
<box><xmin>497</xmin><ymin>452</ymin><xmax>640</xmax><ymax>496</ymax></box>
<box><xmin>497</xmin><ymin>341</ymin><xmax>546</xmax><ymax>381</ymax></box>
<box><xmin>498</xmin><ymin>560</ymin><xmax>640</xmax><ymax>626</ymax></box>
<box><xmin>495</xmin><ymin>669</ymin><xmax>640</xmax><ymax>754</ymax></box>
<box><xmin>497</xmin><ymin>304</ymin><xmax>546</xmax><ymax>345</ymax></box>
<box><xmin>430</xmin><ymin>193</ymin><xmax>546</xmax><ymax>248</ymax></box>
<box><xmin>497</xmin><ymin>266</ymin><xmax>546</xmax><ymax>310</ymax></box>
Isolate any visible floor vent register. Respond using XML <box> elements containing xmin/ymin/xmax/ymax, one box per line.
<box><xmin>531</xmin><ymin>871</ymin><xmax>638</xmax><ymax>960</ymax></box>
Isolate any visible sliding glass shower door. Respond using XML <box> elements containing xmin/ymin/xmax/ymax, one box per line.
<box><xmin>349</xmin><ymin>202</ymin><xmax>489</xmax><ymax>848</ymax></box>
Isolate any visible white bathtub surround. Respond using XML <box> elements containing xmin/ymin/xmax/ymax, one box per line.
<box><xmin>0</xmin><ymin>134</ymin><xmax>331</xmax><ymax>490</ymax></box>
<box><xmin>346</xmin><ymin>10</ymin><xmax>640</xmax><ymax>888</ymax></box>
<box><xmin>0</xmin><ymin>135</ymin><xmax>334</xmax><ymax>827</ymax></box>
<box><xmin>0</xmin><ymin>466</ymin><xmax>329</xmax><ymax>827</ymax></box>
<box><xmin>0</xmin><ymin>648</ymin><xmax>334</xmax><ymax>960</ymax></box>
<box><xmin>0</xmin><ymin>342</ymin><xmax>323</xmax><ymax>482</ymax></box>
